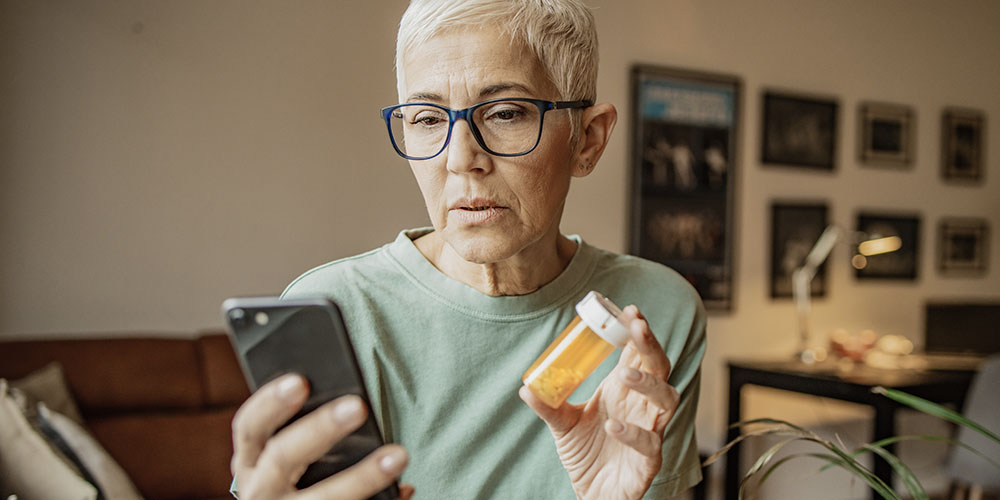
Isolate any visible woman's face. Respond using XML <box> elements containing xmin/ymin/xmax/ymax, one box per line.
<box><xmin>399</xmin><ymin>27</ymin><xmax>581</xmax><ymax>265</ymax></box>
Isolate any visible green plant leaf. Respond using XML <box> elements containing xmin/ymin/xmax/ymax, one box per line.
<box><xmin>759</xmin><ymin>452</ymin><xmax>842</xmax><ymax>484</ymax></box>
<box><xmin>800</xmin><ymin>452</ymin><xmax>901</xmax><ymax>500</ymax></box>
<box><xmin>824</xmin><ymin>434</ymin><xmax>1000</xmax><ymax>473</ymax></box>
<box><xmin>873</xmin><ymin>387</ymin><xmax>1000</xmax><ymax>445</ymax></box>
<box><xmin>730</xmin><ymin>417</ymin><xmax>813</xmax><ymax>434</ymax></box>
<box><xmin>721</xmin><ymin>424</ymin><xmax>899</xmax><ymax>500</ymax></box>
<box><xmin>739</xmin><ymin>437</ymin><xmax>802</xmax><ymax>496</ymax></box>
<box><xmin>864</xmin><ymin>443</ymin><xmax>926</xmax><ymax>500</ymax></box>
<box><xmin>704</xmin><ymin>419</ymin><xmax>813</xmax><ymax>467</ymax></box>
<box><xmin>820</xmin><ymin>440</ymin><xmax>899</xmax><ymax>500</ymax></box>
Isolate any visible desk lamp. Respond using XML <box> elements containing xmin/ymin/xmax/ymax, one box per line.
<box><xmin>792</xmin><ymin>225</ymin><xmax>901</xmax><ymax>363</ymax></box>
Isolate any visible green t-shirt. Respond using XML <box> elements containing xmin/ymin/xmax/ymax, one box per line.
<box><xmin>280</xmin><ymin>228</ymin><xmax>706</xmax><ymax>499</ymax></box>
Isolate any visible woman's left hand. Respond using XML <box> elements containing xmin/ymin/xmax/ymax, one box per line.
<box><xmin>519</xmin><ymin>305</ymin><xmax>678</xmax><ymax>500</ymax></box>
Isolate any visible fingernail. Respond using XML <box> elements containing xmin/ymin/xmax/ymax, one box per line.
<box><xmin>331</xmin><ymin>397</ymin><xmax>363</xmax><ymax>424</ymax></box>
<box><xmin>277</xmin><ymin>376</ymin><xmax>303</xmax><ymax>400</ymax></box>
<box><xmin>624</xmin><ymin>368</ymin><xmax>641</xmax><ymax>382</ymax></box>
<box><xmin>379</xmin><ymin>449</ymin><xmax>406</xmax><ymax>474</ymax></box>
<box><xmin>607</xmin><ymin>420</ymin><xmax>625</xmax><ymax>434</ymax></box>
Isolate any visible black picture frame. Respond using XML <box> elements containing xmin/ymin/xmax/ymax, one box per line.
<box><xmin>770</xmin><ymin>202</ymin><xmax>829</xmax><ymax>299</ymax></box>
<box><xmin>629</xmin><ymin>65</ymin><xmax>741</xmax><ymax>311</ymax></box>
<box><xmin>859</xmin><ymin>101</ymin><xmax>914</xmax><ymax>167</ymax></box>
<box><xmin>942</xmin><ymin>108</ymin><xmax>985</xmax><ymax>183</ymax></box>
<box><xmin>854</xmin><ymin>212</ymin><xmax>921</xmax><ymax>280</ymax></box>
<box><xmin>939</xmin><ymin>218</ymin><xmax>990</xmax><ymax>275</ymax></box>
<box><xmin>762</xmin><ymin>91</ymin><xmax>838</xmax><ymax>170</ymax></box>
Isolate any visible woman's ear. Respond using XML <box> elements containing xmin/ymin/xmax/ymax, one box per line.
<box><xmin>572</xmin><ymin>102</ymin><xmax>618</xmax><ymax>178</ymax></box>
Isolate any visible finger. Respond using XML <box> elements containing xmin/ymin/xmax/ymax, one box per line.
<box><xmin>605</xmin><ymin>419</ymin><xmax>662</xmax><ymax>458</ymax></box>
<box><xmin>297</xmin><ymin>444</ymin><xmax>409</xmax><ymax>500</ymax></box>
<box><xmin>257</xmin><ymin>395</ymin><xmax>368</xmax><ymax>481</ymax></box>
<box><xmin>622</xmin><ymin>305</ymin><xmax>671</xmax><ymax>380</ymax></box>
<box><xmin>618</xmin><ymin>367</ymin><xmax>680</xmax><ymax>412</ymax></box>
<box><xmin>399</xmin><ymin>484</ymin><xmax>416</xmax><ymax>500</ymax></box>
<box><xmin>518</xmin><ymin>385</ymin><xmax>580</xmax><ymax>434</ymax></box>
<box><xmin>232</xmin><ymin>373</ymin><xmax>309</xmax><ymax>474</ymax></box>
<box><xmin>618</xmin><ymin>368</ymin><xmax>679</xmax><ymax>433</ymax></box>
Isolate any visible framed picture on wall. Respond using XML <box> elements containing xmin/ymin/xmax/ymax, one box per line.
<box><xmin>939</xmin><ymin>217</ymin><xmax>989</xmax><ymax>275</ymax></box>
<box><xmin>859</xmin><ymin>101</ymin><xmax>914</xmax><ymax>167</ymax></box>
<box><xmin>770</xmin><ymin>202</ymin><xmax>829</xmax><ymax>299</ymax></box>
<box><xmin>942</xmin><ymin>108</ymin><xmax>985</xmax><ymax>182</ymax></box>
<box><xmin>629</xmin><ymin>65</ymin><xmax>741</xmax><ymax>311</ymax></box>
<box><xmin>761</xmin><ymin>91</ymin><xmax>838</xmax><ymax>170</ymax></box>
<box><xmin>854</xmin><ymin>212</ymin><xmax>921</xmax><ymax>280</ymax></box>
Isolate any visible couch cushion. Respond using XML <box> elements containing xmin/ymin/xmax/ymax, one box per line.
<box><xmin>88</xmin><ymin>407</ymin><xmax>237</xmax><ymax>500</ymax></box>
<box><xmin>198</xmin><ymin>332</ymin><xmax>251</xmax><ymax>407</ymax></box>
<box><xmin>0</xmin><ymin>336</ymin><xmax>205</xmax><ymax>414</ymax></box>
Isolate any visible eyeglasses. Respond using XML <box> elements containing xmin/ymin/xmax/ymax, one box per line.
<box><xmin>380</xmin><ymin>98</ymin><xmax>592</xmax><ymax>160</ymax></box>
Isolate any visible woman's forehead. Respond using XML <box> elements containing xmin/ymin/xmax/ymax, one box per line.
<box><xmin>398</xmin><ymin>26</ymin><xmax>556</xmax><ymax>104</ymax></box>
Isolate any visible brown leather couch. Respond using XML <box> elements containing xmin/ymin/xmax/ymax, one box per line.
<box><xmin>0</xmin><ymin>332</ymin><xmax>250</xmax><ymax>500</ymax></box>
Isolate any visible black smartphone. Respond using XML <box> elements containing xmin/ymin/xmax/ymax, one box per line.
<box><xmin>222</xmin><ymin>296</ymin><xmax>399</xmax><ymax>499</ymax></box>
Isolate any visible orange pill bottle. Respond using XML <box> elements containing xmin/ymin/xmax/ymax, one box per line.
<box><xmin>522</xmin><ymin>291</ymin><xmax>629</xmax><ymax>408</ymax></box>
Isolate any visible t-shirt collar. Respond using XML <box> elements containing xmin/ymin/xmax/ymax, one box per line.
<box><xmin>384</xmin><ymin>228</ymin><xmax>598</xmax><ymax>320</ymax></box>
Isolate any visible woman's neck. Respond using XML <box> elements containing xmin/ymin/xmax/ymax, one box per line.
<box><xmin>414</xmin><ymin>231</ymin><xmax>578</xmax><ymax>296</ymax></box>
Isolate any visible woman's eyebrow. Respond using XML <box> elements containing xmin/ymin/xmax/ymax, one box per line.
<box><xmin>404</xmin><ymin>82</ymin><xmax>533</xmax><ymax>104</ymax></box>
<box><xmin>406</xmin><ymin>92</ymin><xmax>442</xmax><ymax>103</ymax></box>
<box><xmin>478</xmin><ymin>82</ymin><xmax>532</xmax><ymax>99</ymax></box>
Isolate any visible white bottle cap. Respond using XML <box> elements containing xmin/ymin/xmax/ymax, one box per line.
<box><xmin>575</xmin><ymin>291</ymin><xmax>629</xmax><ymax>349</ymax></box>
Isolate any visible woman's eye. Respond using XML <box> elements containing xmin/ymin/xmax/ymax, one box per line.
<box><xmin>411</xmin><ymin>112</ymin><xmax>446</xmax><ymax>126</ymax></box>
<box><xmin>492</xmin><ymin>109</ymin><xmax>524</xmax><ymax>121</ymax></box>
<box><xmin>487</xmin><ymin>106</ymin><xmax>526</xmax><ymax>122</ymax></box>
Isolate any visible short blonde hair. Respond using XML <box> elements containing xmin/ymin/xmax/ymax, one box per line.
<box><xmin>395</xmin><ymin>0</ymin><xmax>599</xmax><ymax>104</ymax></box>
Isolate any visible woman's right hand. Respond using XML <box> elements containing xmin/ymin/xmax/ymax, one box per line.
<box><xmin>231</xmin><ymin>373</ymin><xmax>414</xmax><ymax>500</ymax></box>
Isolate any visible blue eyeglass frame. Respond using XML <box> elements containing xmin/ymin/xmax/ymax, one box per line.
<box><xmin>379</xmin><ymin>97</ymin><xmax>593</xmax><ymax>160</ymax></box>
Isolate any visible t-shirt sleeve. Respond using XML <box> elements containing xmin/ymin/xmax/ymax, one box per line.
<box><xmin>644</xmin><ymin>292</ymin><xmax>707</xmax><ymax>499</ymax></box>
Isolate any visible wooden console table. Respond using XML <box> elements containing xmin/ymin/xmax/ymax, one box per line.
<box><xmin>724</xmin><ymin>359</ymin><xmax>976</xmax><ymax>500</ymax></box>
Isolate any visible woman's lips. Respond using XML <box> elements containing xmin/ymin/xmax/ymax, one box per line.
<box><xmin>448</xmin><ymin>205</ymin><xmax>509</xmax><ymax>225</ymax></box>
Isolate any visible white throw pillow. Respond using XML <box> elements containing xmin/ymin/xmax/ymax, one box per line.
<box><xmin>0</xmin><ymin>379</ymin><xmax>97</xmax><ymax>500</ymax></box>
<box><xmin>10</xmin><ymin>362</ymin><xmax>85</xmax><ymax>425</ymax></box>
<box><xmin>38</xmin><ymin>403</ymin><xmax>145</xmax><ymax>500</ymax></box>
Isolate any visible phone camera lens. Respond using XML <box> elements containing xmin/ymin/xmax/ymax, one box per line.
<box><xmin>229</xmin><ymin>308</ymin><xmax>248</xmax><ymax>327</ymax></box>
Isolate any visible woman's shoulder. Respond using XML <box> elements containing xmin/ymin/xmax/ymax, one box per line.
<box><xmin>580</xmin><ymin>243</ymin><xmax>706</xmax><ymax>356</ymax></box>
<box><xmin>586</xmin><ymin>244</ymin><xmax>700</xmax><ymax>303</ymax></box>
<box><xmin>281</xmin><ymin>242</ymin><xmax>397</xmax><ymax>299</ymax></box>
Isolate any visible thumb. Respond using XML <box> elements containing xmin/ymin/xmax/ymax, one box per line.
<box><xmin>519</xmin><ymin>385</ymin><xmax>580</xmax><ymax>434</ymax></box>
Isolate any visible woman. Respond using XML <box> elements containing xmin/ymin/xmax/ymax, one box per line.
<box><xmin>230</xmin><ymin>1</ymin><xmax>706</xmax><ymax>499</ymax></box>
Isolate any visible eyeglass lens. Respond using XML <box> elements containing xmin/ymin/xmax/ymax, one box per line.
<box><xmin>389</xmin><ymin>100</ymin><xmax>542</xmax><ymax>158</ymax></box>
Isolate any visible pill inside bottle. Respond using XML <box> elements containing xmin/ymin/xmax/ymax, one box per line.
<box><xmin>522</xmin><ymin>291</ymin><xmax>629</xmax><ymax>408</ymax></box>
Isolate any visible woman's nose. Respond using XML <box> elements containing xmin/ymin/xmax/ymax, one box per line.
<box><xmin>445</xmin><ymin>120</ymin><xmax>493</xmax><ymax>175</ymax></box>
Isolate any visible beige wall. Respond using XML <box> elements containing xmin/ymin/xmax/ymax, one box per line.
<box><xmin>3</xmin><ymin>0</ymin><xmax>999</xmax><ymax>467</ymax></box>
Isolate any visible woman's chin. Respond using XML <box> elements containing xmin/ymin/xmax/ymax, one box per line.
<box><xmin>443</xmin><ymin>231</ymin><xmax>523</xmax><ymax>265</ymax></box>
<box><xmin>454</xmin><ymin>243</ymin><xmax>516</xmax><ymax>265</ymax></box>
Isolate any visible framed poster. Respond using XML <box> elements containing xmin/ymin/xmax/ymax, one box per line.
<box><xmin>942</xmin><ymin>108</ymin><xmax>985</xmax><ymax>183</ymax></box>
<box><xmin>854</xmin><ymin>212</ymin><xmax>921</xmax><ymax>280</ymax></box>
<box><xmin>939</xmin><ymin>218</ymin><xmax>990</xmax><ymax>275</ymax></box>
<box><xmin>630</xmin><ymin>65</ymin><xmax>740</xmax><ymax>311</ymax></box>
<box><xmin>770</xmin><ymin>202</ymin><xmax>829</xmax><ymax>299</ymax></box>
<box><xmin>762</xmin><ymin>91</ymin><xmax>838</xmax><ymax>170</ymax></box>
<box><xmin>859</xmin><ymin>101</ymin><xmax>914</xmax><ymax>167</ymax></box>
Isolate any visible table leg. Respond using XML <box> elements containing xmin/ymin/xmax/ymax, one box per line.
<box><xmin>724</xmin><ymin>369</ymin><xmax>743</xmax><ymax>500</ymax></box>
<box><xmin>872</xmin><ymin>401</ymin><xmax>897</xmax><ymax>500</ymax></box>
